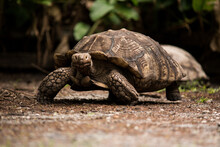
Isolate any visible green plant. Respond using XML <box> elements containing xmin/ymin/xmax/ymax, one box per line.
<box><xmin>1</xmin><ymin>0</ymin><xmax>217</xmax><ymax>69</ymax></box>
<box><xmin>179</xmin><ymin>80</ymin><xmax>202</xmax><ymax>92</ymax></box>
<box><xmin>197</xmin><ymin>97</ymin><xmax>211</xmax><ymax>103</ymax></box>
<box><xmin>207</xmin><ymin>87</ymin><xmax>220</xmax><ymax>94</ymax></box>
<box><xmin>73</xmin><ymin>0</ymin><xmax>217</xmax><ymax>40</ymax></box>
<box><xmin>178</xmin><ymin>80</ymin><xmax>220</xmax><ymax>93</ymax></box>
<box><xmin>73</xmin><ymin>0</ymin><xmax>139</xmax><ymax>40</ymax></box>
<box><xmin>192</xmin><ymin>0</ymin><xmax>216</xmax><ymax>12</ymax></box>
<box><xmin>157</xmin><ymin>88</ymin><xmax>165</xmax><ymax>93</ymax></box>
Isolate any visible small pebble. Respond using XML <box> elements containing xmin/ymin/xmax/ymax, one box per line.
<box><xmin>201</xmin><ymin>120</ymin><xmax>207</xmax><ymax>123</ymax></box>
<box><xmin>126</xmin><ymin>123</ymin><xmax>131</xmax><ymax>127</ymax></box>
<box><xmin>202</xmin><ymin>110</ymin><xmax>210</xmax><ymax>114</ymax></box>
<box><xmin>160</xmin><ymin>109</ymin><xmax>164</xmax><ymax>112</ymax></box>
<box><xmin>106</xmin><ymin>116</ymin><xmax>111</xmax><ymax>122</ymax></box>
<box><xmin>205</xmin><ymin>99</ymin><xmax>213</xmax><ymax>103</ymax></box>
<box><xmin>134</xmin><ymin>126</ymin><xmax>139</xmax><ymax>130</ymax></box>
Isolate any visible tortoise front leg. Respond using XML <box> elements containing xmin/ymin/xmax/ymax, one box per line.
<box><xmin>37</xmin><ymin>67</ymin><xmax>72</xmax><ymax>104</ymax></box>
<box><xmin>107</xmin><ymin>70</ymin><xmax>139</xmax><ymax>104</ymax></box>
<box><xmin>166</xmin><ymin>82</ymin><xmax>181</xmax><ymax>101</ymax></box>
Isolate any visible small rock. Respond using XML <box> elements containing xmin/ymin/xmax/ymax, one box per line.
<box><xmin>134</xmin><ymin>107</ymin><xmax>141</xmax><ymax>111</ymax></box>
<box><xmin>202</xmin><ymin>110</ymin><xmax>210</xmax><ymax>114</ymax></box>
<box><xmin>80</xmin><ymin>110</ymin><xmax>87</xmax><ymax>114</ymax></box>
<box><xmin>134</xmin><ymin>126</ymin><xmax>139</xmax><ymax>130</ymax></box>
<box><xmin>160</xmin><ymin>109</ymin><xmax>164</xmax><ymax>112</ymax></box>
<box><xmin>201</xmin><ymin>120</ymin><xmax>207</xmax><ymax>123</ymax></box>
<box><xmin>106</xmin><ymin>116</ymin><xmax>111</xmax><ymax>122</ymax></box>
<box><xmin>126</xmin><ymin>123</ymin><xmax>131</xmax><ymax>127</ymax></box>
<box><xmin>205</xmin><ymin>99</ymin><xmax>213</xmax><ymax>103</ymax></box>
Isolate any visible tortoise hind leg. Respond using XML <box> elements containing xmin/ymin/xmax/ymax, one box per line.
<box><xmin>166</xmin><ymin>82</ymin><xmax>181</xmax><ymax>101</ymax></box>
<box><xmin>107</xmin><ymin>70</ymin><xmax>139</xmax><ymax>105</ymax></box>
<box><xmin>37</xmin><ymin>67</ymin><xmax>72</xmax><ymax>104</ymax></box>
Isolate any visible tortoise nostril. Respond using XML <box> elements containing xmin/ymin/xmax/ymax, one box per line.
<box><xmin>79</xmin><ymin>55</ymin><xmax>84</xmax><ymax>60</ymax></box>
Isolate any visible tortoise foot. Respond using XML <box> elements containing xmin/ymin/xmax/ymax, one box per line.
<box><xmin>166</xmin><ymin>82</ymin><xmax>181</xmax><ymax>101</ymax></box>
<box><xmin>107</xmin><ymin>70</ymin><xmax>139</xmax><ymax>105</ymax></box>
<box><xmin>36</xmin><ymin>67</ymin><xmax>71</xmax><ymax>104</ymax></box>
<box><xmin>167</xmin><ymin>92</ymin><xmax>181</xmax><ymax>101</ymax></box>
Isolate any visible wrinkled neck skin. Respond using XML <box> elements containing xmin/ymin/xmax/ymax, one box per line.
<box><xmin>71</xmin><ymin>61</ymin><xmax>95</xmax><ymax>77</ymax></box>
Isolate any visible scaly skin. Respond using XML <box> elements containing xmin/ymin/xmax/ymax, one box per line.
<box><xmin>37</xmin><ymin>67</ymin><xmax>72</xmax><ymax>104</ymax></box>
<box><xmin>107</xmin><ymin>70</ymin><xmax>139</xmax><ymax>104</ymax></box>
<box><xmin>166</xmin><ymin>82</ymin><xmax>181</xmax><ymax>101</ymax></box>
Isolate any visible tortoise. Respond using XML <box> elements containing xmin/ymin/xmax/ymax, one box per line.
<box><xmin>162</xmin><ymin>45</ymin><xmax>209</xmax><ymax>81</ymax></box>
<box><xmin>36</xmin><ymin>28</ymin><xmax>185</xmax><ymax>104</ymax></box>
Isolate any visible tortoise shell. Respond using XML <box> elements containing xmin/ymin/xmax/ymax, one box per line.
<box><xmin>162</xmin><ymin>45</ymin><xmax>208</xmax><ymax>81</ymax></box>
<box><xmin>55</xmin><ymin>28</ymin><xmax>185</xmax><ymax>81</ymax></box>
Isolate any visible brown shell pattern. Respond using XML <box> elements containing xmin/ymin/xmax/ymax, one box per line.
<box><xmin>73</xmin><ymin>28</ymin><xmax>185</xmax><ymax>81</ymax></box>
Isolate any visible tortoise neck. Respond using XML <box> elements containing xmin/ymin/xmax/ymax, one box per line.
<box><xmin>71</xmin><ymin>62</ymin><xmax>95</xmax><ymax>76</ymax></box>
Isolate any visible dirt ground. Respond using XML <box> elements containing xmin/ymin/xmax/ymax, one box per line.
<box><xmin>0</xmin><ymin>72</ymin><xmax>220</xmax><ymax>147</ymax></box>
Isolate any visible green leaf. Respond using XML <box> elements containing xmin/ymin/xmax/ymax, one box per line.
<box><xmin>179</xmin><ymin>0</ymin><xmax>192</xmax><ymax>12</ymax></box>
<box><xmin>114</xmin><ymin>4</ymin><xmax>139</xmax><ymax>21</ymax></box>
<box><xmin>33</xmin><ymin>0</ymin><xmax>53</xmax><ymax>6</ymax></box>
<box><xmin>192</xmin><ymin>0</ymin><xmax>216</xmax><ymax>12</ymax></box>
<box><xmin>131</xmin><ymin>0</ymin><xmax>139</xmax><ymax>6</ymax></box>
<box><xmin>109</xmin><ymin>0</ymin><xmax>117</xmax><ymax>5</ymax></box>
<box><xmin>90</xmin><ymin>0</ymin><xmax>114</xmax><ymax>21</ymax></box>
<box><xmin>156</xmin><ymin>0</ymin><xmax>175</xmax><ymax>9</ymax></box>
<box><xmin>16</xmin><ymin>0</ymin><xmax>21</xmax><ymax>4</ymax></box>
<box><xmin>108</xmin><ymin>12</ymin><xmax>121</xmax><ymax>25</ymax></box>
<box><xmin>73</xmin><ymin>22</ymin><xmax>90</xmax><ymax>41</ymax></box>
<box><xmin>203</xmin><ymin>0</ymin><xmax>216</xmax><ymax>11</ymax></box>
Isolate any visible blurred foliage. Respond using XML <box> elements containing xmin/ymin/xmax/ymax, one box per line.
<box><xmin>73</xmin><ymin>0</ymin><xmax>217</xmax><ymax>40</ymax></box>
<box><xmin>73</xmin><ymin>22</ymin><xmax>91</xmax><ymax>41</ymax></box>
<box><xmin>0</xmin><ymin>0</ymin><xmax>218</xmax><ymax>67</ymax></box>
<box><xmin>1</xmin><ymin>0</ymin><xmax>217</xmax><ymax>39</ymax></box>
<box><xmin>178</xmin><ymin>80</ymin><xmax>220</xmax><ymax>93</ymax></box>
<box><xmin>192</xmin><ymin>0</ymin><xmax>216</xmax><ymax>12</ymax></box>
<box><xmin>197</xmin><ymin>97</ymin><xmax>211</xmax><ymax>103</ymax></box>
<box><xmin>74</xmin><ymin>0</ymin><xmax>139</xmax><ymax>40</ymax></box>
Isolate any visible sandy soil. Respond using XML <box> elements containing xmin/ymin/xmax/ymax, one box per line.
<box><xmin>0</xmin><ymin>72</ymin><xmax>220</xmax><ymax>147</ymax></box>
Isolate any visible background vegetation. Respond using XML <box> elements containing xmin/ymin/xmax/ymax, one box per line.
<box><xmin>0</xmin><ymin>0</ymin><xmax>218</xmax><ymax>73</ymax></box>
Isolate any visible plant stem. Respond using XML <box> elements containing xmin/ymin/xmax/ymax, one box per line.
<box><xmin>87</xmin><ymin>19</ymin><xmax>102</xmax><ymax>35</ymax></box>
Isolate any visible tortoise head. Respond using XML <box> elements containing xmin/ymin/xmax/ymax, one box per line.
<box><xmin>71</xmin><ymin>53</ymin><xmax>93</xmax><ymax>75</ymax></box>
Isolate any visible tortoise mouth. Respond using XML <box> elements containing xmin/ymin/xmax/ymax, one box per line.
<box><xmin>73</xmin><ymin>62</ymin><xmax>91</xmax><ymax>69</ymax></box>
<box><xmin>77</xmin><ymin>62</ymin><xmax>91</xmax><ymax>68</ymax></box>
